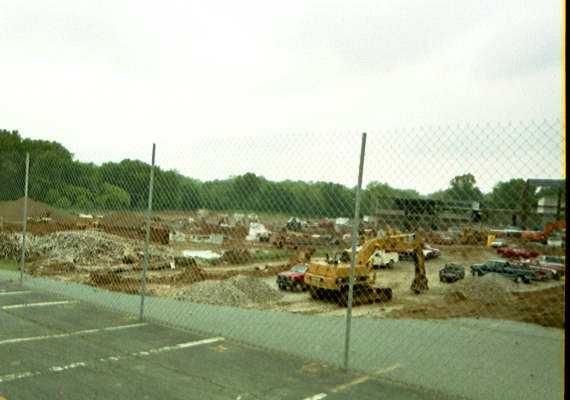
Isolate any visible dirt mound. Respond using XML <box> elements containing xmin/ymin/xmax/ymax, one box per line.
<box><xmin>176</xmin><ymin>280</ymin><xmax>249</xmax><ymax>306</ymax></box>
<box><xmin>100</xmin><ymin>212</ymin><xmax>145</xmax><ymax>228</ymax></box>
<box><xmin>444</xmin><ymin>273</ymin><xmax>517</xmax><ymax>304</ymax></box>
<box><xmin>512</xmin><ymin>286</ymin><xmax>564</xmax><ymax>327</ymax></box>
<box><xmin>174</xmin><ymin>266</ymin><xmax>208</xmax><ymax>284</ymax></box>
<box><xmin>0</xmin><ymin>198</ymin><xmax>75</xmax><ymax>222</ymax></box>
<box><xmin>88</xmin><ymin>270</ymin><xmax>140</xmax><ymax>294</ymax></box>
<box><xmin>391</xmin><ymin>274</ymin><xmax>565</xmax><ymax>329</ymax></box>
<box><xmin>176</xmin><ymin>275</ymin><xmax>283</xmax><ymax>306</ymax></box>
<box><xmin>28</xmin><ymin>259</ymin><xmax>76</xmax><ymax>275</ymax></box>
<box><xmin>220</xmin><ymin>249</ymin><xmax>252</xmax><ymax>264</ymax></box>
<box><xmin>440</xmin><ymin>245</ymin><xmax>494</xmax><ymax>261</ymax></box>
<box><xmin>227</xmin><ymin>275</ymin><xmax>283</xmax><ymax>303</ymax></box>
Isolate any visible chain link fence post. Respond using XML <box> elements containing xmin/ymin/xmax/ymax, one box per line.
<box><xmin>19</xmin><ymin>152</ymin><xmax>30</xmax><ymax>285</ymax></box>
<box><xmin>139</xmin><ymin>143</ymin><xmax>156</xmax><ymax>321</ymax></box>
<box><xmin>343</xmin><ymin>133</ymin><xmax>367</xmax><ymax>370</ymax></box>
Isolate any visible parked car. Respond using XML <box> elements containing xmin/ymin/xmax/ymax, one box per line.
<box><xmin>369</xmin><ymin>250</ymin><xmax>399</xmax><ymax>269</ymax></box>
<box><xmin>471</xmin><ymin>259</ymin><xmax>557</xmax><ymax>283</ymax></box>
<box><xmin>490</xmin><ymin>238</ymin><xmax>508</xmax><ymax>248</ymax></box>
<box><xmin>439</xmin><ymin>263</ymin><xmax>465</xmax><ymax>283</ymax></box>
<box><xmin>423</xmin><ymin>243</ymin><xmax>441</xmax><ymax>260</ymax></box>
<box><xmin>546</xmin><ymin>234</ymin><xmax>564</xmax><ymax>247</ymax></box>
<box><xmin>534</xmin><ymin>255</ymin><xmax>565</xmax><ymax>276</ymax></box>
<box><xmin>471</xmin><ymin>259</ymin><xmax>508</xmax><ymax>275</ymax></box>
<box><xmin>276</xmin><ymin>264</ymin><xmax>308</xmax><ymax>291</ymax></box>
<box><xmin>496</xmin><ymin>247</ymin><xmax>539</xmax><ymax>259</ymax></box>
<box><xmin>400</xmin><ymin>243</ymin><xmax>440</xmax><ymax>261</ymax></box>
<box><xmin>470</xmin><ymin>260</ymin><xmax>534</xmax><ymax>283</ymax></box>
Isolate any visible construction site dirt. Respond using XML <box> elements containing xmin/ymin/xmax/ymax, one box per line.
<box><xmin>1</xmin><ymin>201</ymin><xmax>565</xmax><ymax>330</ymax></box>
<box><xmin>4</xmin><ymin>232</ymin><xmax>563</xmax><ymax>329</ymax></box>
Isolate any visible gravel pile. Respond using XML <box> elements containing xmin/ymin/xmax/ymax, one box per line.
<box><xmin>1</xmin><ymin>230</ymin><xmax>169</xmax><ymax>265</ymax></box>
<box><xmin>445</xmin><ymin>273</ymin><xmax>516</xmax><ymax>304</ymax></box>
<box><xmin>228</xmin><ymin>275</ymin><xmax>283</xmax><ymax>303</ymax></box>
<box><xmin>177</xmin><ymin>275</ymin><xmax>284</xmax><ymax>306</ymax></box>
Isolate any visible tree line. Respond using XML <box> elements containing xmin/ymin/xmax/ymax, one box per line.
<box><xmin>0</xmin><ymin>129</ymin><xmax>562</xmax><ymax>218</ymax></box>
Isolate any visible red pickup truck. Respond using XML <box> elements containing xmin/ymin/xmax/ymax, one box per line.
<box><xmin>276</xmin><ymin>264</ymin><xmax>308</xmax><ymax>291</ymax></box>
<box><xmin>496</xmin><ymin>247</ymin><xmax>539</xmax><ymax>260</ymax></box>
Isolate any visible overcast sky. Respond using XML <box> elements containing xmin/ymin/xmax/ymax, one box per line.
<box><xmin>0</xmin><ymin>0</ymin><xmax>564</xmax><ymax>193</ymax></box>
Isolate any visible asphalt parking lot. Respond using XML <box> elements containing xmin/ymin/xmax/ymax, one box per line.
<box><xmin>0</xmin><ymin>279</ymin><xmax>453</xmax><ymax>400</ymax></box>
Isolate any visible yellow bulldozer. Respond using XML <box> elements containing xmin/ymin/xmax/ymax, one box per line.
<box><xmin>303</xmin><ymin>234</ymin><xmax>428</xmax><ymax>306</ymax></box>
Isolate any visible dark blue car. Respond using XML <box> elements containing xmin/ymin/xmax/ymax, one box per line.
<box><xmin>470</xmin><ymin>259</ymin><xmax>534</xmax><ymax>283</ymax></box>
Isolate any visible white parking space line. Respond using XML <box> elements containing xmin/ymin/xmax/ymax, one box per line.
<box><xmin>302</xmin><ymin>364</ymin><xmax>401</xmax><ymax>400</ymax></box>
<box><xmin>1</xmin><ymin>300</ymin><xmax>78</xmax><ymax>310</ymax></box>
<box><xmin>0</xmin><ymin>291</ymin><xmax>32</xmax><ymax>296</ymax></box>
<box><xmin>0</xmin><ymin>323</ymin><xmax>148</xmax><ymax>346</ymax></box>
<box><xmin>0</xmin><ymin>337</ymin><xmax>225</xmax><ymax>384</ymax></box>
<box><xmin>130</xmin><ymin>337</ymin><xmax>225</xmax><ymax>356</ymax></box>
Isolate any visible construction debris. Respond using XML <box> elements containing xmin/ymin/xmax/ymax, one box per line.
<box><xmin>0</xmin><ymin>232</ymin><xmax>28</xmax><ymax>260</ymax></box>
<box><xmin>245</xmin><ymin>223</ymin><xmax>271</xmax><ymax>241</ymax></box>
<box><xmin>32</xmin><ymin>231</ymin><xmax>137</xmax><ymax>265</ymax></box>
<box><xmin>0</xmin><ymin>230</ymin><xmax>170</xmax><ymax>265</ymax></box>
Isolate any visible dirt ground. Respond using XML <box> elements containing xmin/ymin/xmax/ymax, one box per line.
<box><xmin>255</xmin><ymin>245</ymin><xmax>565</xmax><ymax>329</ymax></box>
<box><xmin>0</xmin><ymin>198</ymin><xmax>76</xmax><ymax>222</ymax></box>
<box><xmin>3</xmin><ymin>201</ymin><xmax>563</xmax><ymax>330</ymax></box>
<box><xmin>30</xmin><ymin>242</ymin><xmax>565</xmax><ymax>329</ymax></box>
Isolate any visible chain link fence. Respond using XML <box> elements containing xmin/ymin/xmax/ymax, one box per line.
<box><xmin>0</xmin><ymin>120</ymin><xmax>565</xmax><ymax>398</ymax></box>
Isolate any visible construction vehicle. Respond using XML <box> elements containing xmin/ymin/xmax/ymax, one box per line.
<box><xmin>521</xmin><ymin>220</ymin><xmax>566</xmax><ymax>243</ymax></box>
<box><xmin>303</xmin><ymin>234</ymin><xmax>428</xmax><ymax>306</ymax></box>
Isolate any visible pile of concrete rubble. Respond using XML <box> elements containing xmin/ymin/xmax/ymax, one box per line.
<box><xmin>0</xmin><ymin>230</ymin><xmax>170</xmax><ymax>266</ymax></box>
<box><xmin>0</xmin><ymin>233</ymin><xmax>37</xmax><ymax>260</ymax></box>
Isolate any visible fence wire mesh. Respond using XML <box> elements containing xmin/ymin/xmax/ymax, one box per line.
<box><xmin>0</xmin><ymin>120</ymin><xmax>565</xmax><ymax>399</ymax></box>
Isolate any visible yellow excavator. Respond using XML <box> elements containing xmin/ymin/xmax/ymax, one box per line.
<box><xmin>304</xmin><ymin>233</ymin><xmax>428</xmax><ymax>306</ymax></box>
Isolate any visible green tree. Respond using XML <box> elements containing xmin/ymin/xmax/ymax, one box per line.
<box><xmin>96</xmin><ymin>183</ymin><xmax>131</xmax><ymax>209</ymax></box>
<box><xmin>361</xmin><ymin>181</ymin><xmax>421</xmax><ymax>215</ymax></box>
<box><xmin>485</xmin><ymin>179</ymin><xmax>530</xmax><ymax>210</ymax></box>
<box><xmin>431</xmin><ymin>174</ymin><xmax>483</xmax><ymax>203</ymax></box>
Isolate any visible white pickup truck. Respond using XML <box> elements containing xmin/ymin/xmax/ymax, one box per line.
<box><xmin>369</xmin><ymin>250</ymin><xmax>399</xmax><ymax>269</ymax></box>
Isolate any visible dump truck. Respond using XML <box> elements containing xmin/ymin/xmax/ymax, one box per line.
<box><xmin>303</xmin><ymin>234</ymin><xmax>428</xmax><ymax>306</ymax></box>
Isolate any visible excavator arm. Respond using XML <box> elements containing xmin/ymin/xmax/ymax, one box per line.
<box><xmin>543</xmin><ymin>220</ymin><xmax>566</xmax><ymax>239</ymax></box>
<box><xmin>409</xmin><ymin>240</ymin><xmax>428</xmax><ymax>293</ymax></box>
<box><xmin>354</xmin><ymin>234</ymin><xmax>429</xmax><ymax>293</ymax></box>
<box><xmin>355</xmin><ymin>234</ymin><xmax>411</xmax><ymax>265</ymax></box>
